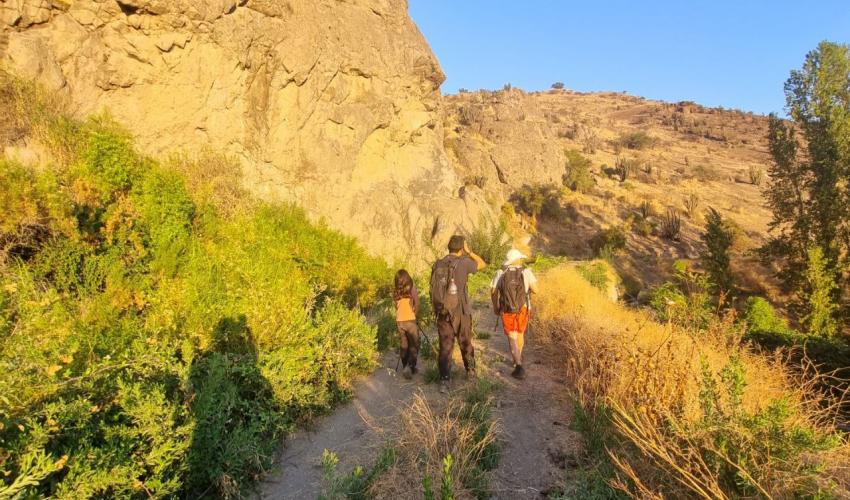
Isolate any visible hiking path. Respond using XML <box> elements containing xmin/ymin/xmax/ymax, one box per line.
<box><xmin>257</xmin><ymin>290</ymin><xmax>582</xmax><ymax>499</ymax></box>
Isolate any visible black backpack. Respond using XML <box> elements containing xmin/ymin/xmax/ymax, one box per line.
<box><xmin>430</xmin><ymin>257</ymin><xmax>460</xmax><ymax>319</ymax></box>
<box><xmin>496</xmin><ymin>267</ymin><xmax>527</xmax><ymax>314</ymax></box>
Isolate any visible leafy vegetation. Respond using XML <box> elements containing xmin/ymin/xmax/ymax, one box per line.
<box><xmin>762</xmin><ymin>41</ymin><xmax>849</xmax><ymax>332</ymax></box>
<box><xmin>700</xmin><ymin>208</ymin><xmax>734</xmax><ymax>294</ymax></box>
<box><xmin>563</xmin><ymin>149</ymin><xmax>594</xmax><ymax>192</ymax></box>
<box><xmin>535</xmin><ymin>265</ymin><xmax>850</xmax><ymax>499</ymax></box>
<box><xmin>617</xmin><ymin>131</ymin><xmax>655</xmax><ymax>150</ymax></box>
<box><xmin>508</xmin><ymin>184</ymin><xmax>561</xmax><ymax>219</ymax></box>
<box><xmin>589</xmin><ymin>226</ymin><xmax>627</xmax><ymax>260</ymax></box>
<box><xmin>0</xmin><ymin>77</ymin><xmax>390</xmax><ymax>498</ymax></box>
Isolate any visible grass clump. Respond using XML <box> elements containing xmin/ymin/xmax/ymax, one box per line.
<box><xmin>0</xmin><ymin>77</ymin><xmax>390</xmax><ymax>498</ymax></box>
<box><xmin>534</xmin><ymin>265</ymin><xmax>850</xmax><ymax>499</ymax></box>
<box><xmin>365</xmin><ymin>384</ymin><xmax>500</xmax><ymax>499</ymax></box>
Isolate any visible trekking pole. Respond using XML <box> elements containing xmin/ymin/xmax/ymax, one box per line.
<box><xmin>418</xmin><ymin>325</ymin><xmax>438</xmax><ymax>357</ymax></box>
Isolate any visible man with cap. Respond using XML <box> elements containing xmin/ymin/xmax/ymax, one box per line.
<box><xmin>490</xmin><ymin>249</ymin><xmax>537</xmax><ymax>379</ymax></box>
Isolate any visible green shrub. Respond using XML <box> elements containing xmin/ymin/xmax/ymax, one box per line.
<box><xmin>589</xmin><ymin>226</ymin><xmax>626</xmax><ymax>259</ymax></box>
<box><xmin>0</xmin><ymin>109</ymin><xmax>390</xmax><ymax>497</ymax></box>
<box><xmin>563</xmin><ymin>149</ymin><xmax>594</xmax><ymax>192</ymax></box>
<box><xmin>465</xmin><ymin>216</ymin><xmax>510</xmax><ymax>269</ymax></box>
<box><xmin>744</xmin><ymin>297</ymin><xmax>792</xmax><ymax>336</ymax></box>
<box><xmin>509</xmin><ymin>184</ymin><xmax>561</xmax><ymax>219</ymax></box>
<box><xmin>617</xmin><ymin>131</ymin><xmax>655</xmax><ymax>150</ymax></box>
<box><xmin>576</xmin><ymin>261</ymin><xmax>611</xmax><ymax>292</ymax></box>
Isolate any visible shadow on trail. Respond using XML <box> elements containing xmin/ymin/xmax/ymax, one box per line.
<box><xmin>186</xmin><ymin>315</ymin><xmax>280</xmax><ymax>498</ymax></box>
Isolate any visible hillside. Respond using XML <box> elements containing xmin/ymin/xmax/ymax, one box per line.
<box><xmin>0</xmin><ymin>0</ymin><xmax>489</xmax><ymax>267</ymax></box>
<box><xmin>444</xmin><ymin>88</ymin><xmax>777</xmax><ymax>295</ymax></box>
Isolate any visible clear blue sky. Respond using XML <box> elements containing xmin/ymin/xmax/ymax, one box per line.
<box><xmin>409</xmin><ymin>1</ymin><xmax>850</xmax><ymax>115</ymax></box>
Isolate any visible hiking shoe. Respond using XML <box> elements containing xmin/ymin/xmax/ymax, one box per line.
<box><xmin>439</xmin><ymin>380</ymin><xmax>450</xmax><ymax>395</ymax></box>
<box><xmin>511</xmin><ymin>365</ymin><xmax>526</xmax><ymax>380</ymax></box>
<box><xmin>402</xmin><ymin>366</ymin><xmax>412</xmax><ymax>379</ymax></box>
<box><xmin>410</xmin><ymin>365</ymin><xmax>418</xmax><ymax>376</ymax></box>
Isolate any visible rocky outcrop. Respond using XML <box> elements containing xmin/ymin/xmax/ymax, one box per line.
<box><xmin>1</xmin><ymin>0</ymin><xmax>488</xmax><ymax>265</ymax></box>
<box><xmin>443</xmin><ymin>89</ymin><xmax>566</xmax><ymax>201</ymax></box>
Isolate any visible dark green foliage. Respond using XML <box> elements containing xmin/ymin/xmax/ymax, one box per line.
<box><xmin>509</xmin><ymin>184</ymin><xmax>561</xmax><ymax>219</ymax></box>
<box><xmin>589</xmin><ymin>226</ymin><xmax>626</xmax><ymax>259</ymax></box>
<box><xmin>563</xmin><ymin>149</ymin><xmax>594</xmax><ymax>192</ymax></box>
<box><xmin>0</xmin><ymin>110</ymin><xmax>390</xmax><ymax>497</ymax></box>
<box><xmin>551</xmin><ymin>82</ymin><xmax>565</xmax><ymax>90</ymax></box>
<box><xmin>617</xmin><ymin>131</ymin><xmax>655</xmax><ymax>150</ymax></box>
<box><xmin>761</xmin><ymin>42</ymin><xmax>849</xmax><ymax>330</ymax></box>
<box><xmin>701</xmin><ymin>208</ymin><xmax>734</xmax><ymax>293</ymax></box>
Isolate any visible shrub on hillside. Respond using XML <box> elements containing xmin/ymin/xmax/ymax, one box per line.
<box><xmin>617</xmin><ymin>131</ymin><xmax>655</xmax><ymax>150</ymax></box>
<box><xmin>509</xmin><ymin>184</ymin><xmax>561</xmax><ymax>219</ymax></box>
<box><xmin>465</xmin><ymin>216</ymin><xmax>510</xmax><ymax>268</ymax></box>
<box><xmin>589</xmin><ymin>226</ymin><xmax>626</xmax><ymax>260</ymax></box>
<box><xmin>563</xmin><ymin>149</ymin><xmax>594</xmax><ymax>193</ymax></box>
<box><xmin>0</xmin><ymin>102</ymin><xmax>390</xmax><ymax>497</ymax></box>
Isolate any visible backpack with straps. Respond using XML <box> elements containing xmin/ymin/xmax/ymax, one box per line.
<box><xmin>496</xmin><ymin>267</ymin><xmax>527</xmax><ymax>314</ymax></box>
<box><xmin>430</xmin><ymin>256</ymin><xmax>460</xmax><ymax>319</ymax></box>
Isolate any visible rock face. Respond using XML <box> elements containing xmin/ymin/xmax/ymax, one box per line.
<box><xmin>1</xmin><ymin>0</ymin><xmax>487</xmax><ymax>265</ymax></box>
<box><xmin>443</xmin><ymin>89</ymin><xmax>566</xmax><ymax>200</ymax></box>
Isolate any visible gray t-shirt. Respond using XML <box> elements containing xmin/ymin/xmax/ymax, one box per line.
<box><xmin>440</xmin><ymin>254</ymin><xmax>478</xmax><ymax>316</ymax></box>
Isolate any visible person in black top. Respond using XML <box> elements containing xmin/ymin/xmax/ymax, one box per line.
<box><xmin>433</xmin><ymin>235</ymin><xmax>486</xmax><ymax>394</ymax></box>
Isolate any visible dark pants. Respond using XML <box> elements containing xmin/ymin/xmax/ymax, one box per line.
<box><xmin>397</xmin><ymin>321</ymin><xmax>420</xmax><ymax>369</ymax></box>
<box><xmin>436</xmin><ymin>313</ymin><xmax>474</xmax><ymax>379</ymax></box>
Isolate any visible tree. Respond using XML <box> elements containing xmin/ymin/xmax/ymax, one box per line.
<box><xmin>761</xmin><ymin>41</ymin><xmax>849</xmax><ymax>325</ymax></box>
<box><xmin>803</xmin><ymin>245</ymin><xmax>839</xmax><ymax>336</ymax></box>
<box><xmin>701</xmin><ymin>208</ymin><xmax>734</xmax><ymax>294</ymax></box>
<box><xmin>551</xmin><ymin>82</ymin><xmax>565</xmax><ymax>90</ymax></box>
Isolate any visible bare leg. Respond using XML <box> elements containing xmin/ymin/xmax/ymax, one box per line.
<box><xmin>507</xmin><ymin>331</ymin><xmax>522</xmax><ymax>366</ymax></box>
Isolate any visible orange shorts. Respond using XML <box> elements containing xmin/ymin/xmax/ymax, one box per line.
<box><xmin>501</xmin><ymin>306</ymin><xmax>529</xmax><ymax>334</ymax></box>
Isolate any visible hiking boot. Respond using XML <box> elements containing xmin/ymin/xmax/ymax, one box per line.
<box><xmin>439</xmin><ymin>379</ymin><xmax>450</xmax><ymax>395</ymax></box>
<box><xmin>511</xmin><ymin>365</ymin><xmax>526</xmax><ymax>380</ymax></box>
<box><xmin>410</xmin><ymin>365</ymin><xmax>418</xmax><ymax>376</ymax></box>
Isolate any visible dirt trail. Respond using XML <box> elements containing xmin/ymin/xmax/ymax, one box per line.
<box><xmin>258</xmin><ymin>295</ymin><xmax>581</xmax><ymax>499</ymax></box>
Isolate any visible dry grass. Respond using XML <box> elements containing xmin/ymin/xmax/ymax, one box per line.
<box><xmin>369</xmin><ymin>391</ymin><xmax>499</xmax><ymax>499</ymax></box>
<box><xmin>534</xmin><ymin>265</ymin><xmax>850</xmax><ymax>498</ymax></box>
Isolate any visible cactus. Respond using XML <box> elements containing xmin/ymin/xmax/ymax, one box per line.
<box><xmin>684</xmin><ymin>192</ymin><xmax>700</xmax><ymax>218</ymax></box>
<box><xmin>661</xmin><ymin>209</ymin><xmax>682</xmax><ymax>240</ymax></box>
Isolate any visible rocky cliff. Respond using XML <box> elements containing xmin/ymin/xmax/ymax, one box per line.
<box><xmin>1</xmin><ymin>0</ymin><xmax>487</xmax><ymax>265</ymax></box>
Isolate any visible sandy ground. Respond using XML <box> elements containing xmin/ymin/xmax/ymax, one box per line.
<box><xmin>257</xmin><ymin>298</ymin><xmax>581</xmax><ymax>499</ymax></box>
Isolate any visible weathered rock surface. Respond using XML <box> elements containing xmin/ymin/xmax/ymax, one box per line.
<box><xmin>1</xmin><ymin>0</ymin><xmax>487</xmax><ymax>265</ymax></box>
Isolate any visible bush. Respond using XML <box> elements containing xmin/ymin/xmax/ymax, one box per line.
<box><xmin>589</xmin><ymin>226</ymin><xmax>626</xmax><ymax>259</ymax></box>
<box><xmin>551</xmin><ymin>82</ymin><xmax>565</xmax><ymax>90</ymax></box>
<box><xmin>509</xmin><ymin>184</ymin><xmax>561</xmax><ymax>219</ymax></box>
<box><xmin>617</xmin><ymin>131</ymin><xmax>654</xmax><ymax>150</ymax></box>
<box><xmin>744</xmin><ymin>297</ymin><xmax>793</xmax><ymax>336</ymax></box>
<box><xmin>0</xmin><ymin>105</ymin><xmax>390</xmax><ymax>497</ymax></box>
<box><xmin>563</xmin><ymin>149</ymin><xmax>594</xmax><ymax>193</ymax></box>
<box><xmin>465</xmin><ymin>216</ymin><xmax>510</xmax><ymax>269</ymax></box>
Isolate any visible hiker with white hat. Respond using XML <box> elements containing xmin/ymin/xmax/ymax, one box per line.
<box><xmin>490</xmin><ymin>249</ymin><xmax>538</xmax><ymax>379</ymax></box>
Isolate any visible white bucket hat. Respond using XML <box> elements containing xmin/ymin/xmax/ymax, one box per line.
<box><xmin>502</xmin><ymin>248</ymin><xmax>528</xmax><ymax>267</ymax></box>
